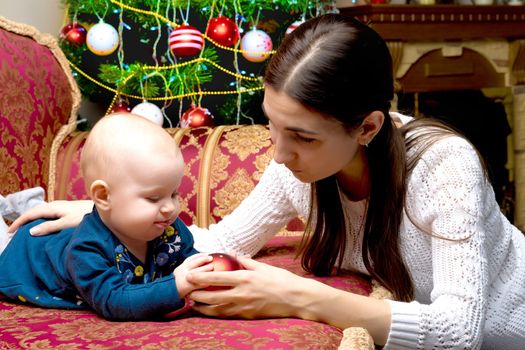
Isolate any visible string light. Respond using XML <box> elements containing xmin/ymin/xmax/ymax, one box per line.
<box><xmin>68</xmin><ymin>59</ymin><xmax>264</xmax><ymax>102</ymax></box>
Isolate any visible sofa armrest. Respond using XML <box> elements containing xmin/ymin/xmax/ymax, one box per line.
<box><xmin>0</xmin><ymin>16</ymin><xmax>80</xmax><ymax>198</ymax></box>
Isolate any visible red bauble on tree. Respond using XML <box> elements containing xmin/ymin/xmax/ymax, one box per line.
<box><xmin>206</xmin><ymin>16</ymin><xmax>239</xmax><ymax>47</ymax></box>
<box><xmin>60</xmin><ymin>22</ymin><xmax>87</xmax><ymax>45</ymax></box>
<box><xmin>111</xmin><ymin>99</ymin><xmax>131</xmax><ymax>113</ymax></box>
<box><xmin>180</xmin><ymin>103</ymin><xmax>214</xmax><ymax>128</ymax></box>
<box><xmin>169</xmin><ymin>25</ymin><xmax>204</xmax><ymax>57</ymax></box>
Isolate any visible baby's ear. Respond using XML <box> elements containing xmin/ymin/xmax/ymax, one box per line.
<box><xmin>90</xmin><ymin>180</ymin><xmax>110</xmax><ymax>211</ymax></box>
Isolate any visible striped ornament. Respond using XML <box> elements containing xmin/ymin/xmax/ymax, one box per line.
<box><xmin>285</xmin><ymin>20</ymin><xmax>304</xmax><ymax>36</ymax></box>
<box><xmin>169</xmin><ymin>25</ymin><xmax>204</xmax><ymax>57</ymax></box>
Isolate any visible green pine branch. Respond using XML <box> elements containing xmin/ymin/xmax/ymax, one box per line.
<box><xmin>62</xmin><ymin>0</ymin><xmax>315</xmax><ymax>26</ymax></box>
<box><xmin>97</xmin><ymin>47</ymin><xmax>219</xmax><ymax>99</ymax></box>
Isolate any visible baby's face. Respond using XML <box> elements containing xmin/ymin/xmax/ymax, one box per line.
<box><xmin>104</xmin><ymin>151</ymin><xmax>185</xmax><ymax>244</ymax></box>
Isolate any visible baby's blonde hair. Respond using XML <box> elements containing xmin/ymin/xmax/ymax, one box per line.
<box><xmin>80</xmin><ymin>113</ymin><xmax>181</xmax><ymax>193</ymax></box>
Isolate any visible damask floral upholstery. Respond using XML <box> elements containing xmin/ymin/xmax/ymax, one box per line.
<box><xmin>0</xmin><ymin>16</ymin><xmax>376</xmax><ymax>349</ymax></box>
<box><xmin>0</xmin><ymin>16</ymin><xmax>80</xmax><ymax>198</ymax></box>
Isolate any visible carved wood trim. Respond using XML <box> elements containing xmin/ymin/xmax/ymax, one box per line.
<box><xmin>510</xmin><ymin>39</ymin><xmax>525</xmax><ymax>85</ymax></box>
<box><xmin>387</xmin><ymin>41</ymin><xmax>404</xmax><ymax>92</ymax></box>
<box><xmin>398</xmin><ymin>48</ymin><xmax>505</xmax><ymax>93</ymax></box>
<box><xmin>337</xmin><ymin>4</ymin><xmax>525</xmax><ymax>41</ymax></box>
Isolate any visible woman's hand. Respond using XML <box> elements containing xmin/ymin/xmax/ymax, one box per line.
<box><xmin>187</xmin><ymin>257</ymin><xmax>318</xmax><ymax>319</ymax></box>
<box><xmin>7</xmin><ymin>200</ymin><xmax>93</xmax><ymax>236</ymax></box>
<box><xmin>188</xmin><ymin>256</ymin><xmax>392</xmax><ymax>345</ymax></box>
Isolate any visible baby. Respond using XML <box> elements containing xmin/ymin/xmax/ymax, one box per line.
<box><xmin>0</xmin><ymin>113</ymin><xmax>212</xmax><ymax>320</ymax></box>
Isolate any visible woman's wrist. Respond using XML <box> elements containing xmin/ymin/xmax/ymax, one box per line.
<box><xmin>292</xmin><ymin>278</ymin><xmax>391</xmax><ymax>346</ymax></box>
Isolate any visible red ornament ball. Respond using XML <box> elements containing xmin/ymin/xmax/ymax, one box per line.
<box><xmin>111</xmin><ymin>100</ymin><xmax>131</xmax><ymax>113</ymax></box>
<box><xmin>206</xmin><ymin>253</ymin><xmax>243</xmax><ymax>291</ymax></box>
<box><xmin>206</xmin><ymin>16</ymin><xmax>239</xmax><ymax>47</ymax></box>
<box><xmin>60</xmin><ymin>22</ymin><xmax>87</xmax><ymax>45</ymax></box>
<box><xmin>180</xmin><ymin>104</ymin><xmax>214</xmax><ymax>128</ymax></box>
<box><xmin>169</xmin><ymin>25</ymin><xmax>204</xmax><ymax>57</ymax></box>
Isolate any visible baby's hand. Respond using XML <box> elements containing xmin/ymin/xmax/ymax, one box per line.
<box><xmin>173</xmin><ymin>253</ymin><xmax>213</xmax><ymax>298</ymax></box>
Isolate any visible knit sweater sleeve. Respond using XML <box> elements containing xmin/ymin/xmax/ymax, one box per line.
<box><xmin>385</xmin><ymin>136</ymin><xmax>491</xmax><ymax>349</ymax></box>
<box><xmin>190</xmin><ymin>160</ymin><xmax>310</xmax><ymax>256</ymax></box>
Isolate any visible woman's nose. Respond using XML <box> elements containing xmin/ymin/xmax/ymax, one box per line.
<box><xmin>272</xmin><ymin>137</ymin><xmax>295</xmax><ymax>164</ymax></box>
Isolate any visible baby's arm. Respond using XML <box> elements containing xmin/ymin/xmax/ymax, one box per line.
<box><xmin>66</xmin><ymin>239</ymin><xmax>191</xmax><ymax>321</ymax></box>
<box><xmin>168</xmin><ymin>219</ymin><xmax>214</xmax><ymax>296</ymax></box>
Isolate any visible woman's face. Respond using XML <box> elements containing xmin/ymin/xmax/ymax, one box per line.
<box><xmin>262</xmin><ymin>86</ymin><xmax>363</xmax><ymax>183</ymax></box>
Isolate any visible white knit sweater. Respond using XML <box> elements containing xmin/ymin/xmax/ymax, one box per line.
<box><xmin>191</xmin><ymin>127</ymin><xmax>525</xmax><ymax>349</ymax></box>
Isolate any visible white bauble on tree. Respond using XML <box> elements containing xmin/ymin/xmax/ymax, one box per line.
<box><xmin>240</xmin><ymin>28</ymin><xmax>273</xmax><ymax>63</ymax></box>
<box><xmin>86</xmin><ymin>21</ymin><xmax>119</xmax><ymax>56</ymax></box>
<box><xmin>131</xmin><ymin>101</ymin><xmax>164</xmax><ymax>126</ymax></box>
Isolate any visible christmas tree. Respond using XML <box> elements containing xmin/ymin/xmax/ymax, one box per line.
<box><xmin>58</xmin><ymin>0</ymin><xmax>339</xmax><ymax>128</ymax></box>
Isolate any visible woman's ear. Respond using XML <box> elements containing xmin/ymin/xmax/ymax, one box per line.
<box><xmin>357</xmin><ymin>111</ymin><xmax>385</xmax><ymax>147</ymax></box>
<box><xmin>90</xmin><ymin>180</ymin><xmax>110</xmax><ymax>211</ymax></box>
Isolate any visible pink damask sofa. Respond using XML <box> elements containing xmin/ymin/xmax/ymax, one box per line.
<box><xmin>0</xmin><ymin>16</ymin><xmax>380</xmax><ymax>349</ymax></box>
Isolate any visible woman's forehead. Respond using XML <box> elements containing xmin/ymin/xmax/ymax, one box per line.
<box><xmin>262</xmin><ymin>88</ymin><xmax>345</xmax><ymax>134</ymax></box>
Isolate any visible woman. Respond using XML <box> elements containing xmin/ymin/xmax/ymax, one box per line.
<box><xmin>8</xmin><ymin>14</ymin><xmax>525</xmax><ymax>349</ymax></box>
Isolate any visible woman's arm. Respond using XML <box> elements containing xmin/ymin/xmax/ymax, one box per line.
<box><xmin>188</xmin><ymin>257</ymin><xmax>391</xmax><ymax>345</ymax></box>
<box><xmin>8</xmin><ymin>200</ymin><xmax>93</xmax><ymax>235</ymax></box>
<box><xmin>190</xmin><ymin>160</ymin><xmax>309</xmax><ymax>256</ymax></box>
<box><xmin>385</xmin><ymin>135</ymin><xmax>493</xmax><ymax>349</ymax></box>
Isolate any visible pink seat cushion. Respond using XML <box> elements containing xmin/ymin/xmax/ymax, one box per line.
<box><xmin>0</xmin><ymin>236</ymin><xmax>371</xmax><ymax>349</ymax></box>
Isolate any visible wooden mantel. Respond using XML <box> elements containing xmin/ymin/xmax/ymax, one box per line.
<box><xmin>336</xmin><ymin>4</ymin><xmax>525</xmax><ymax>41</ymax></box>
<box><xmin>336</xmin><ymin>4</ymin><xmax>525</xmax><ymax>88</ymax></box>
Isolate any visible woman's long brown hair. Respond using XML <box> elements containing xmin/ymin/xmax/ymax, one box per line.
<box><xmin>264</xmin><ymin>14</ymin><xmax>414</xmax><ymax>301</ymax></box>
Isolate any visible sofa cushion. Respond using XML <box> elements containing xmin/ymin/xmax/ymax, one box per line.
<box><xmin>0</xmin><ymin>235</ymin><xmax>372</xmax><ymax>349</ymax></box>
<box><xmin>0</xmin><ymin>16</ymin><xmax>80</xmax><ymax>198</ymax></box>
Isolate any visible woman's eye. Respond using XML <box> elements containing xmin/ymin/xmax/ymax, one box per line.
<box><xmin>296</xmin><ymin>134</ymin><xmax>316</xmax><ymax>143</ymax></box>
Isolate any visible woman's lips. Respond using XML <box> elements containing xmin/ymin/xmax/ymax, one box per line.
<box><xmin>286</xmin><ymin>165</ymin><xmax>302</xmax><ymax>173</ymax></box>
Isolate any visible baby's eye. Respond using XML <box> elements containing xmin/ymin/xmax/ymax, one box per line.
<box><xmin>171</xmin><ymin>192</ymin><xmax>179</xmax><ymax>199</ymax></box>
<box><xmin>147</xmin><ymin>197</ymin><xmax>160</xmax><ymax>203</ymax></box>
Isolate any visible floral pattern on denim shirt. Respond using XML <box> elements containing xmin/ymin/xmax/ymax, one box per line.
<box><xmin>115</xmin><ymin>225</ymin><xmax>183</xmax><ymax>284</ymax></box>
